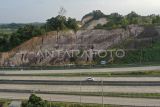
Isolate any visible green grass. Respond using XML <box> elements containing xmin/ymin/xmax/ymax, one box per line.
<box><xmin>47</xmin><ymin>92</ymin><xmax>160</xmax><ymax>99</ymax></box>
<box><xmin>50</xmin><ymin>71</ymin><xmax>160</xmax><ymax>77</ymax></box>
<box><xmin>24</xmin><ymin>90</ymin><xmax>160</xmax><ymax>99</ymax></box>
<box><xmin>5</xmin><ymin>70</ymin><xmax>160</xmax><ymax>77</ymax></box>
<box><xmin>0</xmin><ymin>99</ymin><xmax>11</xmax><ymax>107</ymax></box>
<box><xmin>47</xmin><ymin>102</ymin><xmax>122</xmax><ymax>107</ymax></box>
<box><xmin>21</xmin><ymin>96</ymin><xmax>124</xmax><ymax>107</ymax></box>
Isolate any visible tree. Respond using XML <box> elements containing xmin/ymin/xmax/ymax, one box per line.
<box><xmin>47</xmin><ymin>16</ymin><xmax>79</xmax><ymax>42</ymax></box>
<box><xmin>120</xmin><ymin>18</ymin><xmax>129</xmax><ymax>28</ymax></box>
<box><xmin>109</xmin><ymin>13</ymin><xmax>123</xmax><ymax>22</ymax></box>
<box><xmin>47</xmin><ymin>15</ymin><xmax>67</xmax><ymax>31</ymax></box>
<box><xmin>152</xmin><ymin>15</ymin><xmax>160</xmax><ymax>24</ymax></box>
<box><xmin>126</xmin><ymin>11</ymin><xmax>139</xmax><ymax>24</ymax></box>
<box><xmin>15</xmin><ymin>25</ymin><xmax>42</xmax><ymax>41</ymax></box>
<box><xmin>67</xmin><ymin>17</ymin><xmax>79</xmax><ymax>41</ymax></box>
<box><xmin>127</xmin><ymin>11</ymin><xmax>139</xmax><ymax>18</ymax></box>
<box><xmin>67</xmin><ymin>17</ymin><xmax>79</xmax><ymax>32</ymax></box>
<box><xmin>0</xmin><ymin>24</ymin><xmax>44</xmax><ymax>52</ymax></box>
<box><xmin>23</xmin><ymin>94</ymin><xmax>47</xmax><ymax>107</ymax></box>
<box><xmin>47</xmin><ymin>15</ymin><xmax>67</xmax><ymax>42</ymax></box>
<box><xmin>92</xmin><ymin>10</ymin><xmax>105</xmax><ymax>19</ymax></box>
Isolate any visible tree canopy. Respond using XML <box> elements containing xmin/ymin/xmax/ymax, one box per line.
<box><xmin>22</xmin><ymin>94</ymin><xmax>47</xmax><ymax>107</ymax></box>
<box><xmin>0</xmin><ymin>24</ymin><xmax>44</xmax><ymax>52</ymax></box>
<box><xmin>46</xmin><ymin>15</ymin><xmax>79</xmax><ymax>32</ymax></box>
<box><xmin>95</xmin><ymin>11</ymin><xmax>160</xmax><ymax>30</ymax></box>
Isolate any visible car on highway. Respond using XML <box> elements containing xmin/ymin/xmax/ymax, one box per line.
<box><xmin>86</xmin><ymin>77</ymin><xmax>95</xmax><ymax>81</ymax></box>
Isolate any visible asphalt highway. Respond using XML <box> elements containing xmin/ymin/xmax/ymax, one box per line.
<box><xmin>0</xmin><ymin>76</ymin><xmax>160</xmax><ymax>81</ymax></box>
<box><xmin>0</xmin><ymin>80</ymin><xmax>160</xmax><ymax>86</ymax></box>
<box><xmin>0</xmin><ymin>66</ymin><xmax>160</xmax><ymax>74</ymax></box>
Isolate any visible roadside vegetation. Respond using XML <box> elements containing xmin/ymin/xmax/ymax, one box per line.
<box><xmin>20</xmin><ymin>92</ymin><xmax>160</xmax><ymax>99</ymax></box>
<box><xmin>0</xmin><ymin>99</ymin><xmax>10</xmax><ymax>107</ymax></box>
<box><xmin>45</xmin><ymin>70</ymin><xmax>160</xmax><ymax>77</ymax></box>
<box><xmin>21</xmin><ymin>94</ymin><xmax>123</xmax><ymax>107</ymax></box>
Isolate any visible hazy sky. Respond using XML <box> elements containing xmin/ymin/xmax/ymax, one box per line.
<box><xmin>0</xmin><ymin>0</ymin><xmax>160</xmax><ymax>23</ymax></box>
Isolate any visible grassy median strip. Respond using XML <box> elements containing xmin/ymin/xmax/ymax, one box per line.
<box><xmin>44</xmin><ymin>92</ymin><xmax>160</xmax><ymax>99</ymax></box>
<box><xmin>22</xmin><ymin>100</ymin><xmax>128</xmax><ymax>107</ymax></box>
<box><xmin>47</xmin><ymin>102</ymin><xmax>126</xmax><ymax>107</ymax></box>
<box><xmin>19</xmin><ymin>90</ymin><xmax>160</xmax><ymax>99</ymax></box>
<box><xmin>3</xmin><ymin>70</ymin><xmax>160</xmax><ymax>77</ymax></box>
<box><xmin>41</xmin><ymin>71</ymin><xmax>160</xmax><ymax>77</ymax></box>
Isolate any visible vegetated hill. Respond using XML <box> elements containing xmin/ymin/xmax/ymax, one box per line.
<box><xmin>0</xmin><ymin>25</ymin><xmax>143</xmax><ymax>66</ymax></box>
<box><xmin>81</xmin><ymin>10</ymin><xmax>154</xmax><ymax>30</ymax></box>
<box><xmin>1</xmin><ymin>10</ymin><xmax>160</xmax><ymax>66</ymax></box>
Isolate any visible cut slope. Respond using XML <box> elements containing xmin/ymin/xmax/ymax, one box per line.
<box><xmin>0</xmin><ymin>25</ymin><xmax>144</xmax><ymax>66</ymax></box>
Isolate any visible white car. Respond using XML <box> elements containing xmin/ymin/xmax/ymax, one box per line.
<box><xmin>86</xmin><ymin>77</ymin><xmax>95</xmax><ymax>81</ymax></box>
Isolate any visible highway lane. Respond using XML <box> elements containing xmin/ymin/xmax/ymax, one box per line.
<box><xmin>0</xmin><ymin>84</ymin><xmax>160</xmax><ymax>93</ymax></box>
<box><xmin>0</xmin><ymin>92</ymin><xmax>160</xmax><ymax>107</ymax></box>
<box><xmin>1</xmin><ymin>76</ymin><xmax>160</xmax><ymax>81</ymax></box>
<box><xmin>0</xmin><ymin>80</ymin><xmax>160</xmax><ymax>86</ymax></box>
<box><xmin>0</xmin><ymin>66</ymin><xmax>160</xmax><ymax>74</ymax></box>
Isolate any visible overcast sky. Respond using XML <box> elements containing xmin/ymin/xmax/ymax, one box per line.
<box><xmin>0</xmin><ymin>0</ymin><xmax>160</xmax><ymax>23</ymax></box>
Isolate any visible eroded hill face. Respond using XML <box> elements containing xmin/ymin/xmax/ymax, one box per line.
<box><xmin>82</xmin><ymin>17</ymin><xmax>108</xmax><ymax>30</ymax></box>
<box><xmin>0</xmin><ymin>25</ymin><xmax>144</xmax><ymax>66</ymax></box>
<box><xmin>81</xmin><ymin>11</ymin><xmax>108</xmax><ymax>30</ymax></box>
